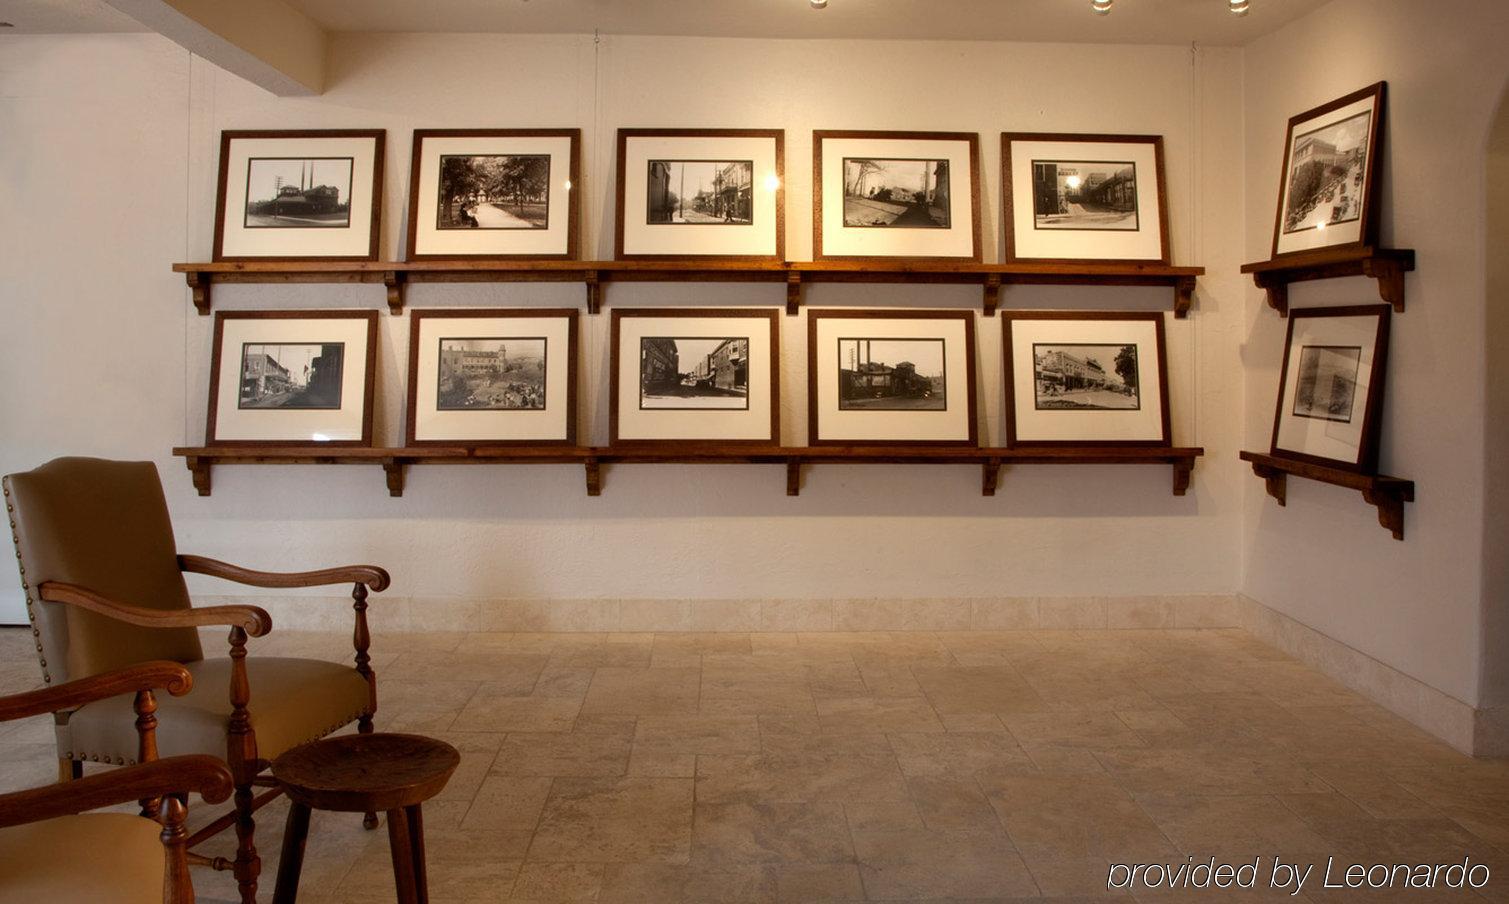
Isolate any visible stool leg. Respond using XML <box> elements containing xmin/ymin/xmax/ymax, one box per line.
<box><xmin>272</xmin><ymin>801</ymin><xmax>312</xmax><ymax>904</ymax></box>
<box><xmin>406</xmin><ymin>804</ymin><xmax>429</xmax><ymax>904</ymax></box>
<box><xmin>387</xmin><ymin>807</ymin><xmax>420</xmax><ymax>904</ymax></box>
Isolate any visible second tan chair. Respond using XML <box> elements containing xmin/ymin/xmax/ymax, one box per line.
<box><xmin>4</xmin><ymin>457</ymin><xmax>392</xmax><ymax>904</ymax></box>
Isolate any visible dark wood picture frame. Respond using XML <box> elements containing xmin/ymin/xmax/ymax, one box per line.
<box><xmin>614</xmin><ymin>129</ymin><xmax>786</xmax><ymax>262</ymax></box>
<box><xmin>812</xmin><ymin>129</ymin><xmax>983</xmax><ymax>263</ymax></box>
<box><xmin>206</xmin><ymin>310</ymin><xmax>379</xmax><ymax>448</ymax></box>
<box><xmin>212</xmin><ymin>129</ymin><xmax>386</xmax><ymax>263</ymax></box>
<box><xmin>1000</xmin><ymin>132</ymin><xmax>1171</xmax><ymax>265</ymax></box>
<box><xmin>404</xmin><ymin>129</ymin><xmax>581</xmax><ymax>261</ymax></box>
<box><xmin>1270</xmin><ymin>82</ymin><xmax>1386</xmax><ymax>259</ymax></box>
<box><xmin>806</xmin><ymin>309</ymin><xmax>979</xmax><ymax>447</ymax></box>
<box><xmin>405</xmin><ymin>308</ymin><xmax>579</xmax><ymax>447</ymax></box>
<box><xmin>1002</xmin><ymin>310</ymin><xmax>1171</xmax><ymax>449</ymax></box>
<box><xmin>1269</xmin><ymin>303</ymin><xmax>1390</xmax><ymax>473</ymax></box>
<box><xmin>609</xmin><ymin>308</ymin><xmax>781</xmax><ymax>446</ymax></box>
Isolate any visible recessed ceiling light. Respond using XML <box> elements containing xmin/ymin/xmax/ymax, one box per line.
<box><xmin>810</xmin><ymin>0</ymin><xmax>828</xmax><ymax>8</ymax></box>
<box><xmin>1229</xmin><ymin>0</ymin><xmax>1250</xmax><ymax>14</ymax></box>
<box><xmin>1090</xmin><ymin>0</ymin><xmax>1113</xmax><ymax>15</ymax></box>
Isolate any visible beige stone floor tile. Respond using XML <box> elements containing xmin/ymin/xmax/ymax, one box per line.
<box><xmin>774</xmin><ymin>863</ymin><xmax>867</xmax><ymax>902</ymax></box>
<box><xmin>494</xmin><ymin>730</ymin><xmax>632</xmax><ymax>777</ymax></box>
<box><xmin>629</xmin><ymin>750</ymin><xmax>697</xmax><ymax>777</ymax></box>
<box><xmin>461</xmin><ymin>774</ymin><xmax>553</xmax><ymax>832</ymax></box>
<box><xmin>655</xmin><ymin>632</ymin><xmax>753</xmax><ymax>655</ymax></box>
<box><xmin>383</xmin><ymin>649</ymin><xmax>548</xmax><ymax>688</ymax></box>
<box><xmin>913</xmin><ymin>665</ymin><xmax>1048</xmax><ymax>714</ymax></box>
<box><xmin>597</xmin><ymin>862</ymin><xmax>776</xmax><ymax>903</ymax></box>
<box><xmin>532</xmin><ymin>666</ymin><xmax>596</xmax><ymax>699</ymax></box>
<box><xmin>1001</xmin><ymin>711</ymin><xmax>1149</xmax><ymax>750</ymax></box>
<box><xmin>851</xmin><ymin>824</ymin><xmax>1040</xmax><ymax>899</ymax></box>
<box><xmin>634</xmin><ymin>713</ymin><xmax>761</xmax><ymax>756</ymax></box>
<box><xmin>691</xmin><ymin>800</ymin><xmax>855</xmax><ymax>864</ymax></box>
<box><xmin>1018</xmin><ymin>853</ymin><xmax>1135</xmax><ymax>897</ymax></box>
<box><xmin>696</xmin><ymin>752</ymin><xmax>911</xmax><ymax>804</ymax></box>
<box><xmin>581</xmin><ymin>667</ymin><xmax>701</xmax><ymax>715</ymax></box>
<box><xmin>1093</xmin><ymin>748</ymin><xmax>1331</xmax><ymax>797</ymax></box>
<box><xmin>818</xmin><ymin>696</ymin><xmax>946</xmax><ymax>734</ymax></box>
<box><xmin>907</xmin><ymin>776</ymin><xmax>1004</xmax><ymax>833</ymax></box>
<box><xmin>890</xmin><ymin>731</ymin><xmax>1034</xmax><ymax>779</ymax></box>
<box><xmin>509</xmin><ymin>861</ymin><xmax>606</xmax><ymax>902</ymax></box>
<box><xmin>548</xmin><ymin>642</ymin><xmax>653</xmax><ymax>669</ymax></box>
<box><xmin>758</xmin><ymin>714</ymin><xmax>895</xmax><ymax>757</ymax></box>
<box><xmin>1134</xmin><ymin>793</ymin><xmax>1334</xmax><ymax>860</ymax></box>
<box><xmin>530</xmin><ymin>776</ymin><xmax>695</xmax><ymax>864</ymax></box>
<box><xmin>700</xmin><ymin>664</ymin><xmax>818</xmax><ymax>716</ymax></box>
<box><xmin>456</xmin><ymin>693</ymin><xmax>584</xmax><ymax>733</ymax></box>
<box><xmin>983</xmin><ymin>770</ymin><xmax>1179</xmax><ymax>863</ymax></box>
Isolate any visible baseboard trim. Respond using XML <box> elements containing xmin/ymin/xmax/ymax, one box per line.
<box><xmin>1236</xmin><ymin>593</ymin><xmax>1490</xmax><ymax>755</ymax></box>
<box><xmin>207</xmin><ymin>593</ymin><xmax>1240</xmax><ymax>635</ymax></box>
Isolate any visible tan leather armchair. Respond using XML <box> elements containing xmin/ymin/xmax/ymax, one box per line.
<box><xmin>3</xmin><ymin>457</ymin><xmax>391</xmax><ymax>904</ymax></box>
<box><xmin>0</xmin><ymin>660</ymin><xmax>236</xmax><ymax>904</ymax></box>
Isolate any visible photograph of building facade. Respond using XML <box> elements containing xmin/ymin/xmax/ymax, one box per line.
<box><xmin>1292</xmin><ymin>344</ymin><xmax>1361</xmax><ymax>422</ymax></box>
<box><xmin>842</xmin><ymin>158</ymin><xmax>951</xmax><ymax>227</ymax></box>
<box><xmin>239</xmin><ymin>342</ymin><xmax>344</xmax><ymax>409</ymax></box>
<box><xmin>646</xmin><ymin>160</ymin><xmax>754</xmax><ymax>224</ymax></box>
<box><xmin>838</xmin><ymin>338</ymin><xmax>945</xmax><ymax>410</ymax></box>
<box><xmin>1030</xmin><ymin>160</ymin><xmax>1138</xmax><ymax>230</ymax></box>
<box><xmin>1283</xmin><ymin>111</ymin><xmax>1369</xmax><ymax>233</ymax></box>
<box><xmin>437</xmin><ymin>338</ymin><xmax>546</xmax><ymax>410</ymax></box>
<box><xmin>639</xmin><ymin>337</ymin><xmax>749</xmax><ymax>408</ymax></box>
<box><xmin>244</xmin><ymin>158</ymin><xmax>352</xmax><ymax>228</ymax></box>
<box><xmin>1032</xmin><ymin>344</ymin><xmax>1139</xmax><ymax>410</ymax></box>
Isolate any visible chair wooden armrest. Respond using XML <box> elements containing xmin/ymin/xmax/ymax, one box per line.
<box><xmin>0</xmin><ymin>755</ymin><xmax>234</xmax><ymax>828</ymax></box>
<box><xmin>0</xmin><ymin>661</ymin><xmax>193</xmax><ymax>723</ymax></box>
<box><xmin>179</xmin><ymin>554</ymin><xmax>391</xmax><ymax>593</ymax></box>
<box><xmin>38</xmin><ymin>581</ymin><xmax>272</xmax><ymax>637</ymax></box>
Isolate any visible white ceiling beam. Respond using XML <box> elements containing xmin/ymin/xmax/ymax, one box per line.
<box><xmin>101</xmin><ymin>0</ymin><xmax>327</xmax><ymax>96</ymax></box>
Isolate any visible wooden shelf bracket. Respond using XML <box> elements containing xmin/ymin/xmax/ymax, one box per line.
<box><xmin>1362</xmin><ymin>484</ymin><xmax>1413</xmax><ymax>542</ymax></box>
<box><xmin>1241</xmin><ymin>450</ymin><xmax>1413</xmax><ymax>540</ymax></box>
<box><xmin>381</xmin><ymin>458</ymin><xmax>404</xmax><ymax>498</ymax></box>
<box><xmin>584</xmin><ymin>457</ymin><xmax>602</xmax><ymax>497</ymax></box>
<box><xmin>786</xmin><ymin>458</ymin><xmax>803</xmax><ymax>496</ymax></box>
<box><xmin>982</xmin><ymin>275</ymin><xmax>1002</xmax><ymax>318</ymax></box>
<box><xmin>382</xmin><ymin>271</ymin><xmax>406</xmax><ymax>315</ymax></box>
<box><xmin>1173</xmin><ymin>276</ymin><xmax>1196</xmax><ymax>319</ymax></box>
<box><xmin>1361</xmin><ymin>254</ymin><xmax>1409</xmax><ymax>313</ymax></box>
<box><xmin>982</xmin><ymin>457</ymin><xmax>1002</xmax><ymax>496</ymax></box>
<box><xmin>184</xmin><ymin>456</ymin><xmax>212</xmax><ymax>497</ymax></box>
<box><xmin>585</xmin><ymin>270</ymin><xmax>601</xmax><ymax>315</ymax></box>
<box><xmin>185</xmin><ymin>272</ymin><xmax>211</xmax><ymax>316</ymax></box>
<box><xmin>1242</xmin><ymin>248</ymin><xmax>1414</xmax><ymax>317</ymax></box>
<box><xmin>785</xmin><ymin>272</ymin><xmax>803</xmax><ymax>316</ymax></box>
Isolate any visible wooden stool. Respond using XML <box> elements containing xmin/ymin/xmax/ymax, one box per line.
<box><xmin>270</xmin><ymin>733</ymin><xmax>460</xmax><ymax>904</ymax></box>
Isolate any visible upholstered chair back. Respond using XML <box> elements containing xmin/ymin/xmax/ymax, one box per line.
<box><xmin>4</xmin><ymin>458</ymin><xmax>203</xmax><ymax>685</ymax></box>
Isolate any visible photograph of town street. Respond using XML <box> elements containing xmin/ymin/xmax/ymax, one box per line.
<box><xmin>238</xmin><ymin>343</ymin><xmax>344</xmax><ymax>409</ymax></box>
<box><xmin>842</xmin><ymin>158</ymin><xmax>951</xmax><ymax>228</ymax></box>
<box><xmin>243</xmin><ymin>157</ymin><xmax>353</xmax><ymax>228</ymax></box>
<box><xmin>1030</xmin><ymin>160</ymin><xmax>1139</xmax><ymax>230</ymax></box>
<box><xmin>1283</xmin><ymin>110</ymin><xmax>1371</xmax><ymax>233</ymax></box>
<box><xmin>646</xmin><ymin>160</ymin><xmax>754</xmax><ymax>225</ymax></box>
<box><xmin>1032</xmin><ymin>343</ymin><xmax>1140</xmax><ymax>410</ymax></box>
<box><xmin>838</xmin><ymin>338</ymin><xmax>946</xmax><ymax>410</ymax></box>
<box><xmin>437</xmin><ymin>154</ymin><xmax>551</xmax><ymax>229</ymax></box>
<box><xmin>437</xmin><ymin>338</ymin><xmax>546</xmax><ymax>410</ymax></box>
<box><xmin>1293</xmin><ymin>344</ymin><xmax>1361</xmax><ymax>422</ymax></box>
<box><xmin>639</xmin><ymin>337</ymin><xmax>750</xmax><ymax>409</ymax></box>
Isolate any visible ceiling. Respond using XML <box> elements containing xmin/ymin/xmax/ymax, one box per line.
<box><xmin>1</xmin><ymin>0</ymin><xmax>1317</xmax><ymax>45</ymax></box>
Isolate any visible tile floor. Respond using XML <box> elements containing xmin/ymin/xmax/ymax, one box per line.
<box><xmin>3</xmin><ymin>625</ymin><xmax>1509</xmax><ymax>903</ymax></box>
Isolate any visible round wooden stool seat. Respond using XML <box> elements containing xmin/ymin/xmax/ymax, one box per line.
<box><xmin>269</xmin><ymin>733</ymin><xmax>460</xmax><ymax>904</ymax></box>
<box><xmin>272</xmin><ymin>733</ymin><xmax>460</xmax><ymax>813</ymax></box>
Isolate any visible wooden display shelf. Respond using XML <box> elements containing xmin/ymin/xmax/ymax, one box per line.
<box><xmin>174</xmin><ymin>444</ymin><xmax>1204</xmax><ymax>500</ymax></box>
<box><xmin>1240</xmin><ymin>451</ymin><xmax>1414</xmax><ymax>541</ymax></box>
<box><xmin>1240</xmin><ymin>246</ymin><xmax>1414</xmax><ymax>316</ymax></box>
<box><xmin>173</xmin><ymin>260</ymin><xmax>1203</xmax><ymax>318</ymax></box>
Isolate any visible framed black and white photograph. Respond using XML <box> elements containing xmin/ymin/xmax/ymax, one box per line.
<box><xmin>1003</xmin><ymin>311</ymin><xmax>1170</xmax><ymax>448</ymax></box>
<box><xmin>406</xmin><ymin>129</ymin><xmax>581</xmax><ymax>260</ymax></box>
<box><xmin>611</xmin><ymin>309</ymin><xmax>779</xmax><ymax>445</ymax></box>
<box><xmin>615</xmin><ymin>129</ymin><xmax>784</xmax><ymax>260</ymax></box>
<box><xmin>1002</xmin><ymin>133</ymin><xmax>1169</xmax><ymax>263</ymax></box>
<box><xmin>815</xmin><ymin>130</ymin><xmax>981</xmax><ymax>261</ymax></box>
<box><xmin>809</xmin><ymin>310</ymin><xmax>978</xmax><ymax>446</ymax></box>
<box><xmin>1270</xmin><ymin>82</ymin><xmax>1386</xmax><ymax>257</ymax></box>
<box><xmin>406</xmin><ymin>309</ymin><xmax>579</xmax><ymax>446</ymax></box>
<box><xmin>206</xmin><ymin>310</ymin><xmax>378</xmax><ymax>446</ymax></box>
<box><xmin>1271</xmin><ymin>304</ymin><xmax>1390</xmax><ymax>472</ymax></box>
<box><xmin>213</xmin><ymin>130</ymin><xmax>384</xmax><ymax>261</ymax></box>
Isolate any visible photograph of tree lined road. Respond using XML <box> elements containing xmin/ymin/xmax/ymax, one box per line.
<box><xmin>437</xmin><ymin>154</ymin><xmax>551</xmax><ymax>229</ymax></box>
<box><xmin>842</xmin><ymin>158</ymin><xmax>951</xmax><ymax>228</ymax></box>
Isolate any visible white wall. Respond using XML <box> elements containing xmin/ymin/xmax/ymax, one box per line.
<box><xmin>0</xmin><ymin>31</ymin><xmax>1247</xmax><ymax>623</ymax></box>
<box><xmin>1241</xmin><ymin>0</ymin><xmax>1509</xmax><ymax>709</ymax></box>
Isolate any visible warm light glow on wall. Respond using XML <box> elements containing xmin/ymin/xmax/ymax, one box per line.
<box><xmin>1090</xmin><ymin>0</ymin><xmax>1114</xmax><ymax>16</ymax></box>
<box><xmin>764</xmin><ymin>174</ymin><xmax>782</xmax><ymax>191</ymax></box>
<box><xmin>1229</xmin><ymin>0</ymin><xmax>1250</xmax><ymax>15</ymax></box>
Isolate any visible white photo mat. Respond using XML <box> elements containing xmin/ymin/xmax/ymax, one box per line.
<box><xmin>217</xmin><ymin>135</ymin><xmax>379</xmax><ymax>259</ymax></box>
<box><xmin>812</xmin><ymin>316</ymin><xmax>973</xmax><ymax>443</ymax></box>
<box><xmin>1274</xmin><ymin>312</ymin><xmax>1380</xmax><ymax>464</ymax></box>
<box><xmin>819</xmin><ymin>135</ymin><xmax>976</xmax><ymax>259</ymax></box>
<box><xmin>411</xmin><ymin>314</ymin><xmax>573</xmax><ymax>443</ymax></box>
<box><xmin>1274</xmin><ymin>94</ymin><xmax>1377</xmax><ymax>256</ymax></box>
<box><xmin>1006</xmin><ymin>138</ymin><xmax>1164</xmax><ymax>261</ymax></box>
<box><xmin>619</xmin><ymin>135</ymin><xmax>780</xmax><ymax>257</ymax></box>
<box><xmin>1008</xmin><ymin>317</ymin><xmax>1166</xmax><ymax>443</ymax></box>
<box><xmin>411</xmin><ymin>134</ymin><xmax>575</xmax><ymax>257</ymax></box>
<box><xmin>212</xmin><ymin>316</ymin><xmax>372</xmax><ymax>443</ymax></box>
<box><xmin>615</xmin><ymin>314</ymin><xmax>775</xmax><ymax>441</ymax></box>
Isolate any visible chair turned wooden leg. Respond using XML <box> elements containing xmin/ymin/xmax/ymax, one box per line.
<box><xmin>57</xmin><ymin>757</ymin><xmax>81</xmax><ymax>782</ymax></box>
<box><xmin>272</xmin><ymin>801</ymin><xmax>312</xmax><ymax>904</ymax></box>
<box><xmin>233</xmin><ymin>782</ymin><xmax>261</xmax><ymax>904</ymax></box>
<box><xmin>359</xmin><ymin>713</ymin><xmax>379</xmax><ymax>830</ymax></box>
<box><xmin>386</xmin><ymin>806</ymin><xmax>421</xmax><ymax>904</ymax></box>
<box><xmin>406</xmin><ymin>804</ymin><xmax>429</xmax><ymax>904</ymax></box>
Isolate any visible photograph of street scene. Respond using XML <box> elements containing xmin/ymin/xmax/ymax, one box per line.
<box><xmin>646</xmin><ymin>161</ymin><xmax>754</xmax><ymax>225</ymax></box>
<box><xmin>1283</xmin><ymin>111</ymin><xmax>1371</xmax><ymax>234</ymax></box>
<box><xmin>243</xmin><ymin>158</ymin><xmax>353</xmax><ymax>228</ymax></box>
<box><xmin>639</xmin><ymin>337</ymin><xmax>749</xmax><ymax>409</ymax></box>
<box><xmin>838</xmin><ymin>338</ymin><xmax>946</xmax><ymax>410</ymax></box>
<box><xmin>1032</xmin><ymin>343</ymin><xmax>1140</xmax><ymax>410</ymax></box>
<box><xmin>1030</xmin><ymin>160</ymin><xmax>1139</xmax><ymax>231</ymax></box>
<box><xmin>1292</xmin><ymin>344</ymin><xmax>1361</xmax><ymax>422</ymax></box>
<box><xmin>437</xmin><ymin>154</ymin><xmax>551</xmax><ymax>229</ymax></box>
<box><xmin>238</xmin><ymin>343</ymin><xmax>344</xmax><ymax>409</ymax></box>
<box><xmin>842</xmin><ymin>158</ymin><xmax>950</xmax><ymax>228</ymax></box>
<box><xmin>437</xmin><ymin>338</ymin><xmax>546</xmax><ymax>411</ymax></box>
